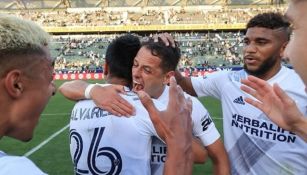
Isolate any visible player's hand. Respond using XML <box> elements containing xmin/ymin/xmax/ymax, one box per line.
<box><xmin>91</xmin><ymin>85</ymin><xmax>135</xmax><ymax>117</ymax></box>
<box><xmin>153</xmin><ymin>33</ymin><xmax>176</xmax><ymax>48</ymax></box>
<box><xmin>241</xmin><ymin>75</ymin><xmax>304</xmax><ymax>132</ymax></box>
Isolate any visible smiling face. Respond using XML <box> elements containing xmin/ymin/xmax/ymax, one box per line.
<box><xmin>284</xmin><ymin>0</ymin><xmax>307</xmax><ymax>87</ymax></box>
<box><xmin>243</xmin><ymin>27</ymin><xmax>287</xmax><ymax>80</ymax></box>
<box><xmin>132</xmin><ymin>46</ymin><xmax>173</xmax><ymax>99</ymax></box>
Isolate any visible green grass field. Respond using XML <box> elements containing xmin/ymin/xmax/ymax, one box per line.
<box><xmin>0</xmin><ymin>80</ymin><xmax>223</xmax><ymax>175</ymax></box>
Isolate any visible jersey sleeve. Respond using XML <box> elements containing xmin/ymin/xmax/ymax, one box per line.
<box><xmin>191</xmin><ymin>71</ymin><xmax>229</xmax><ymax>99</ymax></box>
<box><xmin>131</xmin><ymin>99</ymin><xmax>165</xmax><ymax>144</ymax></box>
<box><xmin>190</xmin><ymin>97</ymin><xmax>220</xmax><ymax>146</ymax></box>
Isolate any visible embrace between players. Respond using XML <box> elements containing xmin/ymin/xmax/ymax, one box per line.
<box><xmin>1</xmin><ymin>0</ymin><xmax>307</xmax><ymax>174</ymax></box>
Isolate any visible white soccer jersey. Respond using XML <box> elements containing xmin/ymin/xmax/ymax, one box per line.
<box><xmin>150</xmin><ymin>86</ymin><xmax>221</xmax><ymax>175</ymax></box>
<box><xmin>0</xmin><ymin>151</ymin><xmax>46</xmax><ymax>175</ymax></box>
<box><xmin>191</xmin><ymin>66</ymin><xmax>307</xmax><ymax>175</ymax></box>
<box><xmin>69</xmin><ymin>90</ymin><xmax>165</xmax><ymax>175</ymax></box>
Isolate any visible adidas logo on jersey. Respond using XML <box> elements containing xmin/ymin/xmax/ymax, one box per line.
<box><xmin>233</xmin><ymin>96</ymin><xmax>245</xmax><ymax>105</ymax></box>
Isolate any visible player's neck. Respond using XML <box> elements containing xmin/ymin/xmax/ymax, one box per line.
<box><xmin>152</xmin><ymin>85</ymin><xmax>166</xmax><ymax>99</ymax></box>
<box><xmin>107</xmin><ymin>76</ymin><xmax>129</xmax><ymax>87</ymax></box>
<box><xmin>0</xmin><ymin>113</ymin><xmax>10</xmax><ymax>139</ymax></box>
<box><xmin>252</xmin><ymin>64</ymin><xmax>282</xmax><ymax>81</ymax></box>
<box><xmin>0</xmin><ymin>96</ymin><xmax>11</xmax><ymax>137</ymax></box>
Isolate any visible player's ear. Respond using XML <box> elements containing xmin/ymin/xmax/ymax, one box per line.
<box><xmin>4</xmin><ymin>70</ymin><xmax>24</xmax><ymax>98</ymax></box>
<box><xmin>163</xmin><ymin>71</ymin><xmax>175</xmax><ymax>85</ymax></box>
<box><xmin>280</xmin><ymin>41</ymin><xmax>288</xmax><ymax>58</ymax></box>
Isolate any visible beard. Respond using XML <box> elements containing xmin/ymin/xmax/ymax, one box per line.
<box><xmin>244</xmin><ymin>55</ymin><xmax>279</xmax><ymax>77</ymax></box>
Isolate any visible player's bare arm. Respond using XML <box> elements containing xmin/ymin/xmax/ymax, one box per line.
<box><xmin>59</xmin><ymin>80</ymin><xmax>89</xmax><ymax>101</ymax></box>
<box><xmin>192</xmin><ymin>138</ymin><xmax>208</xmax><ymax>164</ymax></box>
<box><xmin>175</xmin><ymin>70</ymin><xmax>198</xmax><ymax>97</ymax></box>
<box><xmin>206</xmin><ymin>139</ymin><xmax>230</xmax><ymax>175</ymax></box>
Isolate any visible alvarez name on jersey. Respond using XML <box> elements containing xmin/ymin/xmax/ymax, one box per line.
<box><xmin>191</xmin><ymin>66</ymin><xmax>307</xmax><ymax>175</ymax></box>
<box><xmin>69</xmin><ymin>88</ymin><xmax>165</xmax><ymax>175</ymax></box>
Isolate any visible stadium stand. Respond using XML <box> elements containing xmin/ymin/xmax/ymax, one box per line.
<box><xmin>1</xmin><ymin>0</ymin><xmax>287</xmax><ymax>32</ymax></box>
<box><xmin>51</xmin><ymin>32</ymin><xmax>243</xmax><ymax>74</ymax></box>
<box><xmin>1</xmin><ymin>6</ymin><xmax>285</xmax><ymax>31</ymax></box>
<box><xmin>0</xmin><ymin>0</ymin><xmax>289</xmax><ymax>9</ymax></box>
<box><xmin>0</xmin><ymin>0</ymin><xmax>289</xmax><ymax>77</ymax></box>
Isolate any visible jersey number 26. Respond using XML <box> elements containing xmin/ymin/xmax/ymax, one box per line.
<box><xmin>70</xmin><ymin>127</ymin><xmax>122</xmax><ymax>175</ymax></box>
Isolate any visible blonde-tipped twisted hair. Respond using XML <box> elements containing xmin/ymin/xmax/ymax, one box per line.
<box><xmin>0</xmin><ymin>14</ymin><xmax>50</xmax><ymax>51</ymax></box>
<box><xmin>0</xmin><ymin>14</ymin><xmax>51</xmax><ymax>76</ymax></box>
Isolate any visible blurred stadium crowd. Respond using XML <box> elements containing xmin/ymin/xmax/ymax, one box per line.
<box><xmin>51</xmin><ymin>32</ymin><xmax>244</xmax><ymax>74</ymax></box>
<box><xmin>6</xmin><ymin>6</ymin><xmax>286</xmax><ymax>27</ymax></box>
<box><xmin>0</xmin><ymin>0</ymin><xmax>288</xmax><ymax>74</ymax></box>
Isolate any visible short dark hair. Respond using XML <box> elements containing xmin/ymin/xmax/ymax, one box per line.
<box><xmin>246</xmin><ymin>12</ymin><xmax>291</xmax><ymax>40</ymax></box>
<box><xmin>141</xmin><ymin>39</ymin><xmax>181</xmax><ymax>73</ymax></box>
<box><xmin>106</xmin><ymin>34</ymin><xmax>140</xmax><ymax>84</ymax></box>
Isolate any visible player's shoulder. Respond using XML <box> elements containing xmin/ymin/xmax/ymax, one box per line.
<box><xmin>274</xmin><ymin>66</ymin><xmax>305</xmax><ymax>89</ymax></box>
<box><xmin>279</xmin><ymin>67</ymin><xmax>307</xmax><ymax>100</ymax></box>
<box><xmin>209</xmin><ymin>69</ymin><xmax>231</xmax><ymax>77</ymax></box>
<box><xmin>194</xmin><ymin>70</ymin><xmax>236</xmax><ymax>85</ymax></box>
<box><xmin>119</xmin><ymin>88</ymin><xmax>165</xmax><ymax>111</ymax></box>
<box><xmin>227</xmin><ymin>69</ymin><xmax>248</xmax><ymax>83</ymax></box>
<box><xmin>119</xmin><ymin>89</ymin><xmax>143</xmax><ymax>108</ymax></box>
<box><xmin>282</xmin><ymin>66</ymin><xmax>303</xmax><ymax>81</ymax></box>
<box><xmin>74</xmin><ymin>99</ymin><xmax>95</xmax><ymax>109</ymax></box>
<box><xmin>183</xmin><ymin>91</ymin><xmax>198</xmax><ymax>101</ymax></box>
<box><xmin>183</xmin><ymin>91</ymin><xmax>208</xmax><ymax>111</ymax></box>
<box><xmin>0</xmin><ymin>154</ymin><xmax>46</xmax><ymax>174</ymax></box>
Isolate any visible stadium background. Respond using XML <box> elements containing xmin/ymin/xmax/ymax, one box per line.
<box><xmin>0</xmin><ymin>0</ymin><xmax>288</xmax><ymax>174</ymax></box>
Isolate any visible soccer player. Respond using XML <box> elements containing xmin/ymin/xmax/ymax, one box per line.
<box><xmin>132</xmin><ymin>40</ymin><xmax>229</xmax><ymax>175</ymax></box>
<box><xmin>139</xmin><ymin>76</ymin><xmax>194</xmax><ymax>175</ymax></box>
<box><xmin>0</xmin><ymin>14</ymin><xmax>56</xmax><ymax>174</ymax></box>
<box><xmin>174</xmin><ymin>12</ymin><xmax>307</xmax><ymax>174</ymax></box>
<box><xmin>240</xmin><ymin>0</ymin><xmax>307</xmax><ymax>142</ymax></box>
<box><xmin>63</xmin><ymin>35</ymin><xmax>194</xmax><ymax>175</ymax></box>
<box><xmin>60</xmin><ymin>39</ymin><xmax>229</xmax><ymax>175</ymax></box>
